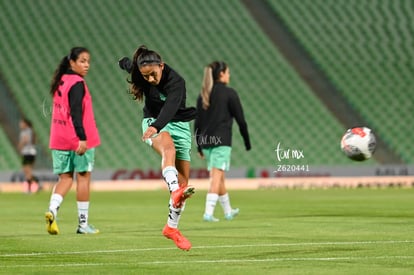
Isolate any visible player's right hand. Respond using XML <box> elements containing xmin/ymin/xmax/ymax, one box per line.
<box><xmin>118</xmin><ymin>57</ymin><xmax>132</xmax><ymax>73</ymax></box>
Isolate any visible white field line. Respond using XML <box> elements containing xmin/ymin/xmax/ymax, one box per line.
<box><xmin>1</xmin><ymin>240</ymin><xmax>413</xmax><ymax>258</ymax></box>
<box><xmin>2</xmin><ymin>256</ymin><xmax>414</xmax><ymax>268</ymax></box>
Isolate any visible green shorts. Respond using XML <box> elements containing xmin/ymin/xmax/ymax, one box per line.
<box><xmin>202</xmin><ymin>146</ymin><xmax>232</xmax><ymax>171</ymax></box>
<box><xmin>142</xmin><ymin>118</ymin><xmax>192</xmax><ymax>161</ymax></box>
<box><xmin>51</xmin><ymin>148</ymin><xmax>95</xmax><ymax>174</ymax></box>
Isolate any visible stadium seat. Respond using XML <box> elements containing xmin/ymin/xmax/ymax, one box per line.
<box><xmin>269</xmin><ymin>0</ymin><xmax>414</xmax><ymax>163</ymax></box>
<box><xmin>5</xmin><ymin>0</ymin><xmax>404</xmax><ymax>173</ymax></box>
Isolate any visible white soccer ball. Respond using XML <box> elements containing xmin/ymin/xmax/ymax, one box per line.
<box><xmin>340</xmin><ymin>127</ymin><xmax>376</xmax><ymax>161</ymax></box>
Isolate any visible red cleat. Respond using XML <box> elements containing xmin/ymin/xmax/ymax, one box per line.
<box><xmin>162</xmin><ymin>225</ymin><xmax>192</xmax><ymax>251</ymax></box>
<box><xmin>171</xmin><ymin>186</ymin><xmax>195</xmax><ymax>208</ymax></box>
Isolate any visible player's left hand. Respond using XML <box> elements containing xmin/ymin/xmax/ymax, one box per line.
<box><xmin>76</xmin><ymin>140</ymin><xmax>87</xmax><ymax>155</ymax></box>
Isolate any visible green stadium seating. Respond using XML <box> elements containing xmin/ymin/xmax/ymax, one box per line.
<box><xmin>269</xmin><ymin>0</ymin><xmax>414</xmax><ymax>163</ymax></box>
<box><xmin>0</xmin><ymin>0</ymin><xmax>386</xmax><ymax>173</ymax></box>
<box><xmin>0</xmin><ymin>127</ymin><xmax>20</xmax><ymax>170</ymax></box>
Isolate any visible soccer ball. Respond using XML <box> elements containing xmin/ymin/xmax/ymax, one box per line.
<box><xmin>340</xmin><ymin>127</ymin><xmax>376</xmax><ymax>161</ymax></box>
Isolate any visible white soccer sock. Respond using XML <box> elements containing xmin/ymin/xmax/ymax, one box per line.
<box><xmin>205</xmin><ymin>193</ymin><xmax>219</xmax><ymax>216</ymax></box>
<box><xmin>77</xmin><ymin>201</ymin><xmax>89</xmax><ymax>227</ymax></box>
<box><xmin>219</xmin><ymin>193</ymin><xmax>232</xmax><ymax>215</ymax></box>
<box><xmin>167</xmin><ymin>199</ymin><xmax>182</xmax><ymax>228</ymax></box>
<box><xmin>162</xmin><ymin>166</ymin><xmax>179</xmax><ymax>192</ymax></box>
<box><xmin>49</xmin><ymin>193</ymin><xmax>63</xmax><ymax>217</ymax></box>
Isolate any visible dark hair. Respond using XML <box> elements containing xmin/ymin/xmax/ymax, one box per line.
<box><xmin>200</xmin><ymin>61</ymin><xmax>228</xmax><ymax>109</ymax></box>
<box><xmin>128</xmin><ymin>45</ymin><xmax>163</xmax><ymax>101</ymax></box>
<box><xmin>50</xmin><ymin>47</ymin><xmax>89</xmax><ymax>96</ymax></box>
<box><xmin>21</xmin><ymin>117</ymin><xmax>32</xmax><ymax>128</ymax></box>
<box><xmin>21</xmin><ymin>117</ymin><xmax>36</xmax><ymax>144</ymax></box>
<box><xmin>210</xmin><ymin>61</ymin><xmax>228</xmax><ymax>82</ymax></box>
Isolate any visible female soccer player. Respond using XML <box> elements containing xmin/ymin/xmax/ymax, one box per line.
<box><xmin>194</xmin><ymin>61</ymin><xmax>251</xmax><ymax>222</ymax></box>
<box><xmin>45</xmin><ymin>47</ymin><xmax>101</xmax><ymax>235</ymax></box>
<box><xmin>18</xmin><ymin>118</ymin><xmax>39</xmax><ymax>194</ymax></box>
<box><xmin>119</xmin><ymin>45</ymin><xmax>197</xmax><ymax>251</ymax></box>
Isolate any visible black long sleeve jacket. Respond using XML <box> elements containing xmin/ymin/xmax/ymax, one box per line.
<box><xmin>142</xmin><ymin>64</ymin><xmax>196</xmax><ymax>131</ymax></box>
<box><xmin>194</xmin><ymin>82</ymin><xmax>251</xmax><ymax>152</ymax></box>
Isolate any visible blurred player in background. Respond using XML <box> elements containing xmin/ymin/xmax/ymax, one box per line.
<box><xmin>18</xmin><ymin>117</ymin><xmax>39</xmax><ymax>194</ymax></box>
<box><xmin>194</xmin><ymin>61</ymin><xmax>251</xmax><ymax>222</ymax></box>
<box><xmin>45</xmin><ymin>47</ymin><xmax>101</xmax><ymax>235</ymax></box>
<box><xmin>119</xmin><ymin>45</ymin><xmax>196</xmax><ymax>251</ymax></box>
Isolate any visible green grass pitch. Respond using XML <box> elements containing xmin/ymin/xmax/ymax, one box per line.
<box><xmin>1</xmin><ymin>187</ymin><xmax>414</xmax><ymax>274</ymax></box>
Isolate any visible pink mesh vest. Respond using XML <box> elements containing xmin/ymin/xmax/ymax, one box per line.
<box><xmin>49</xmin><ymin>74</ymin><xmax>100</xmax><ymax>150</ymax></box>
